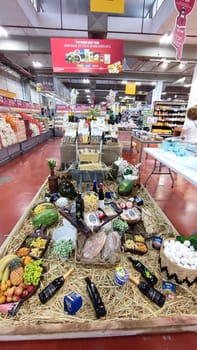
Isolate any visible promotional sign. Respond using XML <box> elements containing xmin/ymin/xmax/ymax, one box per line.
<box><xmin>50</xmin><ymin>38</ymin><xmax>123</xmax><ymax>74</ymax></box>
<box><xmin>172</xmin><ymin>0</ymin><xmax>196</xmax><ymax>59</ymax></box>
<box><xmin>125</xmin><ymin>82</ymin><xmax>136</xmax><ymax>95</ymax></box>
<box><xmin>90</xmin><ymin>0</ymin><xmax>124</xmax><ymax>14</ymax></box>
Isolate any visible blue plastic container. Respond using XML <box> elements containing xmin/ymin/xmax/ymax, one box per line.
<box><xmin>64</xmin><ymin>292</ymin><xmax>83</xmax><ymax>315</ymax></box>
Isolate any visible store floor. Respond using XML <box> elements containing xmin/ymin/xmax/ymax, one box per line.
<box><xmin>0</xmin><ymin>137</ymin><xmax>196</xmax><ymax>349</ymax></box>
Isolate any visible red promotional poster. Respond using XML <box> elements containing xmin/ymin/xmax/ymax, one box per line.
<box><xmin>50</xmin><ymin>38</ymin><xmax>123</xmax><ymax>74</ymax></box>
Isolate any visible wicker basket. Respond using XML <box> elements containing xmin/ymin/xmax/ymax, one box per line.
<box><xmin>159</xmin><ymin>238</ymin><xmax>197</xmax><ymax>286</ymax></box>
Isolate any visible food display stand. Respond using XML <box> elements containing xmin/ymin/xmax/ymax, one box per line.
<box><xmin>0</xmin><ymin>176</ymin><xmax>196</xmax><ymax>341</ymax></box>
<box><xmin>60</xmin><ymin>141</ymin><xmax>122</xmax><ymax>166</ymax></box>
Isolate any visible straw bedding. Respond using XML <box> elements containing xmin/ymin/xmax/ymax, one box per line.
<box><xmin>0</xmin><ymin>180</ymin><xmax>196</xmax><ymax>333</ymax></box>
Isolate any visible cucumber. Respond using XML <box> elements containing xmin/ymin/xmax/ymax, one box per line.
<box><xmin>32</xmin><ymin>209</ymin><xmax>59</xmax><ymax>228</ymax></box>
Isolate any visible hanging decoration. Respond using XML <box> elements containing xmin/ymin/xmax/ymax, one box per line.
<box><xmin>172</xmin><ymin>0</ymin><xmax>196</xmax><ymax>59</ymax></box>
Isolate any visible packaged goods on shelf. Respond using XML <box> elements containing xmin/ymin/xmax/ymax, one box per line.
<box><xmin>64</xmin><ymin>128</ymin><xmax>77</xmax><ymax>143</ymax></box>
<box><xmin>90</xmin><ymin>129</ymin><xmax>103</xmax><ymax>144</ymax></box>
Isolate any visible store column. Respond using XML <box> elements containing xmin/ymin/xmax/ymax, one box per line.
<box><xmin>151</xmin><ymin>81</ymin><xmax>163</xmax><ymax>107</ymax></box>
<box><xmin>187</xmin><ymin>64</ymin><xmax>197</xmax><ymax>107</ymax></box>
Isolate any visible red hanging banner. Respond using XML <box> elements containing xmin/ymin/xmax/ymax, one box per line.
<box><xmin>172</xmin><ymin>0</ymin><xmax>196</xmax><ymax>59</ymax></box>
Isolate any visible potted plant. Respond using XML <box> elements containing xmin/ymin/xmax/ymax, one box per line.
<box><xmin>52</xmin><ymin>239</ymin><xmax>74</xmax><ymax>262</ymax></box>
<box><xmin>47</xmin><ymin>158</ymin><xmax>58</xmax><ymax>193</ymax></box>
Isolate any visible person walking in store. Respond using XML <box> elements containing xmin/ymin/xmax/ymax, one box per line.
<box><xmin>181</xmin><ymin>106</ymin><xmax>197</xmax><ymax>143</ymax></box>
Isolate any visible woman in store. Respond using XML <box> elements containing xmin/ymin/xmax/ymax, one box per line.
<box><xmin>181</xmin><ymin>106</ymin><xmax>197</xmax><ymax>143</ymax></box>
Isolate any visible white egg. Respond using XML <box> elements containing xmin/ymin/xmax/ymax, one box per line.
<box><xmin>184</xmin><ymin>240</ymin><xmax>191</xmax><ymax>247</ymax></box>
<box><xmin>175</xmin><ymin>250</ymin><xmax>182</xmax><ymax>258</ymax></box>
<box><xmin>180</xmin><ymin>257</ymin><xmax>188</xmax><ymax>265</ymax></box>
<box><xmin>170</xmin><ymin>240</ymin><xmax>176</xmax><ymax>244</ymax></box>
<box><xmin>174</xmin><ymin>256</ymin><xmax>180</xmax><ymax>264</ymax></box>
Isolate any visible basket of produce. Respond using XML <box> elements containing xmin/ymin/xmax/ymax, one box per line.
<box><xmin>159</xmin><ymin>236</ymin><xmax>197</xmax><ymax>286</ymax></box>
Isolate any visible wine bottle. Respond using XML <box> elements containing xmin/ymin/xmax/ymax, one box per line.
<box><xmin>39</xmin><ymin>268</ymin><xmax>74</xmax><ymax>304</ymax></box>
<box><xmin>85</xmin><ymin>277</ymin><xmax>106</xmax><ymax>318</ymax></box>
<box><xmin>76</xmin><ymin>193</ymin><xmax>84</xmax><ymax>220</ymax></box>
<box><xmin>98</xmin><ymin>183</ymin><xmax>104</xmax><ymax>209</ymax></box>
<box><xmin>128</xmin><ymin>256</ymin><xmax>158</xmax><ymax>286</ymax></box>
<box><xmin>92</xmin><ymin>179</ymin><xmax>98</xmax><ymax>193</ymax></box>
<box><xmin>130</xmin><ymin>275</ymin><xmax>165</xmax><ymax>307</ymax></box>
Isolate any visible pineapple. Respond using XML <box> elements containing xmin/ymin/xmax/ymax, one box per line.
<box><xmin>9</xmin><ymin>257</ymin><xmax>24</xmax><ymax>286</ymax></box>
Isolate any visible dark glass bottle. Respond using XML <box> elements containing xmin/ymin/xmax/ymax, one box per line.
<box><xmin>85</xmin><ymin>277</ymin><xmax>106</xmax><ymax>318</ymax></box>
<box><xmin>128</xmin><ymin>256</ymin><xmax>158</xmax><ymax>286</ymax></box>
<box><xmin>98</xmin><ymin>183</ymin><xmax>104</xmax><ymax>209</ymax></box>
<box><xmin>92</xmin><ymin>179</ymin><xmax>98</xmax><ymax>193</ymax></box>
<box><xmin>39</xmin><ymin>268</ymin><xmax>74</xmax><ymax>304</ymax></box>
<box><xmin>76</xmin><ymin>193</ymin><xmax>84</xmax><ymax>220</ymax></box>
<box><xmin>130</xmin><ymin>275</ymin><xmax>165</xmax><ymax>308</ymax></box>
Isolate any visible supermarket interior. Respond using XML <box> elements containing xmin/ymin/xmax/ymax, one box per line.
<box><xmin>0</xmin><ymin>1</ymin><xmax>197</xmax><ymax>349</ymax></box>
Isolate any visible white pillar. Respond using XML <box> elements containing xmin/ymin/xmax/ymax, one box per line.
<box><xmin>188</xmin><ymin>64</ymin><xmax>197</xmax><ymax>108</ymax></box>
<box><xmin>151</xmin><ymin>81</ymin><xmax>163</xmax><ymax>107</ymax></box>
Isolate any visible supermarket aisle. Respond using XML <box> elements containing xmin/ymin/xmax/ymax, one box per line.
<box><xmin>0</xmin><ymin>138</ymin><xmax>61</xmax><ymax>244</ymax></box>
<box><xmin>0</xmin><ymin>137</ymin><xmax>197</xmax><ymax>349</ymax></box>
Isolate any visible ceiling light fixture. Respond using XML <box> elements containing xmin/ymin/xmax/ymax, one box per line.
<box><xmin>32</xmin><ymin>61</ymin><xmax>42</xmax><ymax>68</ymax></box>
<box><xmin>160</xmin><ymin>33</ymin><xmax>173</xmax><ymax>44</ymax></box>
<box><xmin>0</xmin><ymin>26</ymin><xmax>8</xmax><ymax>37</ymax></box>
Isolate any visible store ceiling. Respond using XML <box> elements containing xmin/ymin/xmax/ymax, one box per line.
<box><xmin>0</xmin><ymin>0</ymin><xmax>197</xmax><ymax>105</ymax></box>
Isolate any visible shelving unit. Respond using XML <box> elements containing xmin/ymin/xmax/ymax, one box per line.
<box><xmin>0</xmin><ymin>132</ymin><xmax>51</xmax><ymax>166</ymax></box>
<box><xmin>151</xmin><ymin>101</ymin><xmax>187</xmax><ymax>136</ymax></box>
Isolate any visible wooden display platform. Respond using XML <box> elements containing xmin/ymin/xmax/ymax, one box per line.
<box><xmin>0</xmin><ymin>180</ymin><xmax>196</xmax><ymax>341</ymax></box>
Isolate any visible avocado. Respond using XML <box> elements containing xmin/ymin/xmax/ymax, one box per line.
<box><xmin>118</xmin><ymin>179</ymin><xmax>133</xmax><ymax>196</ymax></box>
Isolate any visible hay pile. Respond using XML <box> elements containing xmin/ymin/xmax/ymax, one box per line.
<box><xmin>0</xmin><ymin>181</ymin><xmax>196</xmax><ymax>334</ymax></box>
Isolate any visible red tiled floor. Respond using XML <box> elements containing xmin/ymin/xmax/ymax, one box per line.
<box><xmin>0</xmin><ymin>138</ymin><xmax>196</xmax><ymax>348</ymax></box>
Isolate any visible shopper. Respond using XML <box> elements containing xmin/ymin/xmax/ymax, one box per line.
<box><xmin>181</xmin><ymin>106</ymin><xmax>197</xmax><ymax>143</ymax></box>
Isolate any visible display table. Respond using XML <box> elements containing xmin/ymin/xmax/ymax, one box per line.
<box><xmin>130</xmin><ymin>134</ymin><xmax>162</xmax><ymax>163</ymax></box>
<box><xmin>144</xmin><ymin>148</ymin><xmax>197</xmax><ymax>187</ymax></box>
<box><xmin>0</xmin><ymin>179</ymin><xmax>196</xmax><ymax>341</ymax></box>
<box><xmin>60</xmin><ymin>141</ymin><xmax>122</xmax><ymax>165</ymax></box>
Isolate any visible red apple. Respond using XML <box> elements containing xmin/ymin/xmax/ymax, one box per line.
<box><xmin>14</xmin><ymin>286</ymin><xmax>23</xmax><ymax>296</ymax></box>
<box><xmin>27</xmin><ymin>285</ymin><xmax>34</xmax><ymax>293</ymax></box>
<box><xmin>19</xmin><ymin>283</ymin><xmax>28</xmax><ymax>289</ymax></box>
<box><xmin>12</xmin><ymin>295</ymin><xmax>20</xmax><ymax>302</ymax></box>
<box><xmin>21</xmin><ymin>290</ymin><xmax>29</xmax><ymax>298</ymax></box>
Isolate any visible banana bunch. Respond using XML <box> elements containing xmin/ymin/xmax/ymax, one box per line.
<box><xmin>0</xmin><ymin>254</ymin><xmax>18</xmax><ymax>284</ymax></box>
<box><xmin>33</xmin><ymin>202</ymin><xmax>54</xmax><ymax>216</ymax></box>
